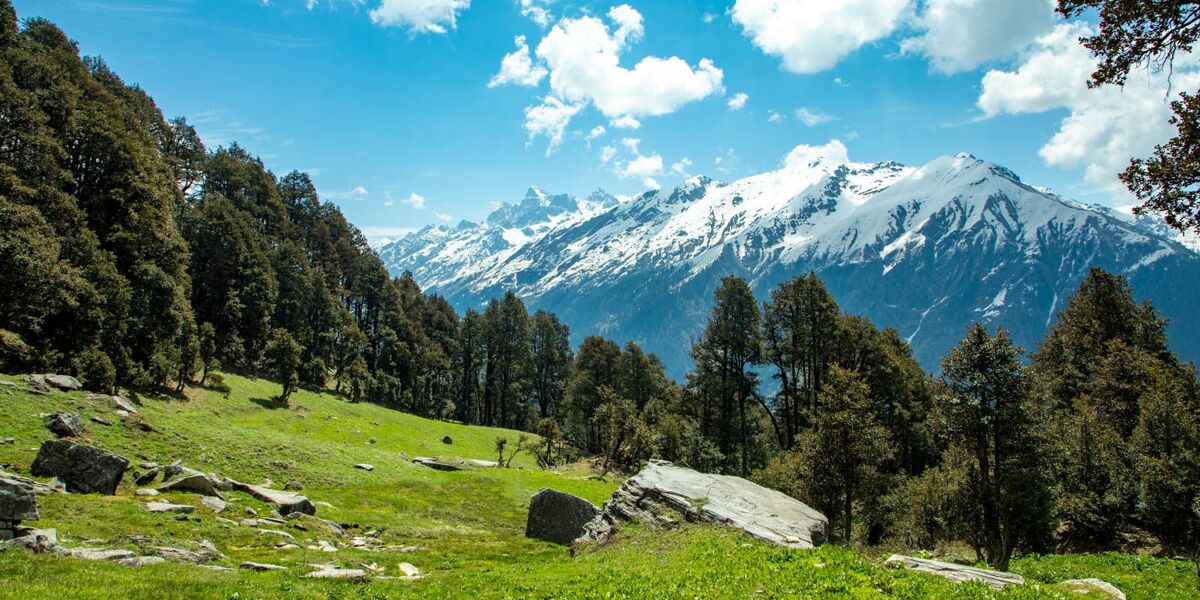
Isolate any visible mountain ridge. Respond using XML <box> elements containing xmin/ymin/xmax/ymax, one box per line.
<box><xmin>379</xmin><ymin>153</ymin><xmax>1200</xmax><ymax>376</ymax></box>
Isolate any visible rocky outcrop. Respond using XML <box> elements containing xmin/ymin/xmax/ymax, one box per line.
<box><xmin>0</xmin><ymin>473</ymin><xmax>40</xmax><ymax>523</ymax></box>
<box><xmin>525</xmin><ymin>489</ymin><xmax>599</xmax><ymax>546</ymax></box>
<box><xmin>578</xmin><ymin>460</ymin><xmax>828</xmax><ymax>549</ymax></box>
<box><xmin>25</xmin><ymin>374</ymin><xmax>82</xmax><ymax>391</ymax></box>
<box><xmin>30</xmin><ymin>440</ymin><xmax>129</xmax><ymax>495</ymax></box>
<box><xmin>45</xmin><ymin>413</ymin><xmax>84</xmax><ymax>438</ymax></box>
<box><xmin>884</xmin><ymin>554</ymin><xmax>1025</xmax><ymax>590</ymax></box>
<box><xmin>230</xmin><ymin>481</ymin><xmax>315</xmax><ymax>516</ymax></box>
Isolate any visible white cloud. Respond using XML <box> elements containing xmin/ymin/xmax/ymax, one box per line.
<box><xmin>782</xmin><ymin>139</ymin><xmax>850</xmax><ymax>168</ymax></box>
<box><xmin>731</xmin><ymin>0</ymin><xmax>910</xmax><ymax>74</ymax></box>
<box><xmin>434</xmin><ymin>211</ymin><xmax>453</xmax><ymax>222</ymax></box>
<box><xmin>489</xmin><ymin>35</ymin><xmax>548</xmax><ymax>87</ymax></box>
<box><xmin>702</xmin><ymin>12</ymin><xmax>717</xmax><ymax>24</ymax></box>
<box><xmin>795</xmin><ymin>107</ymin><xmax>834</xmax><ymax>127</ymax></box>
<box><xmin>535</xmin><ymin>5</ymin><xmax>724</xmax><ymax>121</ymax></box>
<box><xmin>610</xmin><ymin>115</ymin><xmax>641</xmax><ymax>129</ymax></box>
<box><xmin>599</xmin><ymin>145</ymin><xmax>618</xmax><ymax>163</ymax></box>
<box><xmin>519</xmin><ymin>0</ymin><xmax>552</xmax><ymax>27</ymax></box>
<box><xmin>902</xmin><ymin>0</ymin><xmax>1056</xmax><ymax>74</ymax></box>
<box><xmin>406</xmin><ymin>192</ymin><xmax>427</xmax><ymax>208</ymax></box>
<box><xmin>586</xmin><ymin>125</ymin><xmax>607</xmax><ymax>143</ymax></box>
<box><xmin>833</xmin><ymin>77</ymin><xmax>848</xmax><ymax>87</ymax></box>
<box><xmin>604</xmin><ymin>137</ymin><xmax>667</xmax><ymax>190</ymax></box>
<box><xmin>523</xmin><ymin>95</ymin><xmax>584</xmax><ymax>155</ymax></box>
<box><xmin>353</xmin><ymin>184</ymin><xmax>368</xmax><ymax>195</ymax></box>
<box><xmin>671</xmin><ymin>157</ymin><xmax>693</xmax><ymax>176</ymax></box>
<box><xmin>642</xmin><ymin>177</ymin><xmax>661</xmax><ymax>190</ymax></box>
<box><xmin>767</xmin><ymin>110</ymin><xmax>784</xmax><ymax>123</ymax></box>
<box><xmin>727</xmin><ymin>92</ymin><xmax>749</xmax><ymax>111</ymax></box>
<box><xmin>978</xmin><ymin>23</ymin><xmax>1200</xmax><ymax>196</ymax></box>
<box><xmin>369</xmin><ymin>0</ymin><xmax>470</xmax><ymax>34</ymax></box>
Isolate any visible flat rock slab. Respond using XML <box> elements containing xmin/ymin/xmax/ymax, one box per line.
<box><xmin>230</xmin><ymin>481</ymin><xmax>315</xmax><ymax>516</ymax></box>
<box><xmin>0</xmin><ymin>473</ymin><xmax>40</xmax><ymax>521</ymax></box>
<box><xmin>146</xmin><ymin>502</ymin><xmax>194</xmax><ymax>514</ymax></box>
<box><xmin>398</xmin><ymin>562</ymin><xmax>421</xmax><ymax>577</ymax></box>
<box><xmin>306</xmin><ymin>567</ymin><xmax>367</xmax><ymax>580</ymax></box>
<box><xmin>525</xmin><ymin>489</ymin><xmax>598</xmax><ymax>546</ymax></box>
<box><xmin>885</xmin><ymin>555</ymin><xmax>1025</xmax><ymax>590</ymax></box>
<box><xmin>115</xmin><ymin>556</ymin><xmax>166</xmax><ymax>567</ymax></box>
<box><xmin>468</xmin><ymin>459</ymin><xmax>499</xmax><ymax>468</ymax></box>
<box><xmin>30</xmin><ymin>440</ymin><xmax>129</xmax><ymax>495</ymax></box>
<box><xmin>579</xmin><ymin>460</ymin><xmax>828</xmax><ymax>549</ymax></box>
<box><xmin>412</xmin><ymin>457</ymin><xmax>462</xmax><ymax>471</ymax></box>
<box><xmin>201</xmin><ymin>496</ymin><xmax>227</xmax><ymax>513</ymax></box>
<box><xmin>353</xmin><ymin>464</ymin><xmax>374</xmax><ymax>471</ymax></box>
<box><xmin>1060</xmin><ymin>578</ymin><xmax>1126</xmax><ymax>599</ymax></box>
<box><xmin>160</xmin><ymin>474</ymin><xmax>223</xmax><ymax>498</ymax></box>
<box><xmin>153</xmin><ymin>546</ymin><xmax>222</xmax><ymax>564</ymax></box>
<box><xmin>26</xmin><ymin>374</ymin><xmax>82</xmax><ymax>391</ymax></box>
<box><xmin>111</xmin><ymin>396</ymin><xmax>138</xmax><ymax>414</ymax></box>
<box><xmin>240</xmin><ymin>561</ymin><xmax>288</xmax><ymax>572</ymax></box>
<box><xmin>69</xmin><ymin>548</ymin><xmax>138</xmax><ymax>561</ymax></box>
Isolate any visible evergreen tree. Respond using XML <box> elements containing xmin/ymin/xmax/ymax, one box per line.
<box><xmin>264</xmin><ymin>328</ymin><xmax>301</xmax><ymax>403</ymax></box>
<box><xmin>530</xmin><ymin>310</ymin><xmax>571</xmax><ymax>419</ymax></box>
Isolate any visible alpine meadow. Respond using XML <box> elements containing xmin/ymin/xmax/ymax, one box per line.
<box><xmin>3</xmin><ymin>1</ymin><xmax>1200</xmax><ymax>599</ymax></box>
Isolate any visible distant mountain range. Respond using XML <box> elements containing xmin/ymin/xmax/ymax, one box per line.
<box><xmin>378</xmin><ymin>154</ymin><xmax>1200</xmax><ymax>377</ymax></box>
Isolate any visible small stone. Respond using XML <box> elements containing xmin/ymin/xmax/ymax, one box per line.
<box><xmin>201</xmin><ymin>496</ymin><xmax>226</xmax><ymax>513</ymax></box>
<box><xmin>239</xmin><ymin>561</ymin><xmax>287</xmax><ymax>572</ymax></box>
<box><xmin>354</xmin><ymin>464</ymin><xmax>374</xmax><ymax>472</ymax></box>
<box><xmin>306</xmin><ymin>567</ymin><xmax>366</xmax><ymax>580</ymax></box>
<box><xmin>90</xmin><ymin>416</ymin><xmax>113</xmax><ymax>427</ymax></box>
<box><xmin>145</xmin><ymin>502</ymin><xmax>194</xmax><ymax>514</ymax></box>
<box><xmin>1</xmin><ymin>438</ymin><xmax>13</xmax><ymax>445</ymax></box>
<box><xmin>258</xmin><ymin>529</ymin><xmax>295</xmax><ymax>540</ymax></box>
<box><xmin>245</xmin><ymin>507</ymin><xmax>257</xmax><ymax>517</ymax></box>
<box><xmin>398</xmin><ymin>562</ymin><xmax>422</xmax><ymax>578</ymax></box>
<box><xmin>1060</xmin><ymin>579</ymin><xmax>1126</xmax><ymax>600</ymax></box>
<box><xmin>135</xmin><ymin>488</ymin><xmax>159</xmax><ymax>497</ymax></box>
<box><xmin>240</xmin><ymin>519</ymin><xmax>259</xmax><ymax>527</ymax></box>
<box><xmin>368</xmin><ymin>437</ymin><xmax>377</xmax><ymax>445</ymax></box>
<box><xmin>441</xmin><ymin>436</ymin><xmax>453</xmax><ymax>445</ymax></box>
<box><xmin>259</xmin><ymin>517</ymin><xmax>285</xmax><ymax>525</ymax></box>
<box><xmin>317</xmin><ymin>540</ymin><xmax>337</xmax><ymax>552</ymax></box>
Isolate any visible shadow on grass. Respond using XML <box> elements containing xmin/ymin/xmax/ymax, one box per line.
<box><xmin>249</xmin><ymin>396</ymin><xmax>288</xmax><ymax>410</ymax></box>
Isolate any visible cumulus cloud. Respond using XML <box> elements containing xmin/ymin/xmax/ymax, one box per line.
<box><xmin>406</xmin><ymin>192</ymin><xmax>427</xmax><ymax>208</ymax></box>
<box><xmin>519</xmin><ymin>0</ymin><xmax>553</xmax><ymax>27</ymax></box>
<box><xmin>731</xmin><ymin>0</ymin><xmax>910</xmax><ymax>74</ymax></box>
<box><xmin>489</xmin><ymin>35</ymin><xmax>548</xmax><ymax>87</ymax></box>
<box><xmin>727</xmin><ymin>92</ymin><xmax>749</xmax><ymax>111</ymax></box>
<box><xmin>353</xmin><ymin>185</ymin><xmax>368</xmax><ymax>195</ymax></box>
<box><xmin>977</xmin><ymin>23</ymin><xmax>1200</xmax><ymax>196</ymax></box>
<box><xmin>586</xmin><ymin>125</ymin><xmax>607</xmax><ymax>143</ymax></box>
<box><xmin>369</xmin><ymin>0</ymin><xmax>470</xmax><ymax>34</ymax></box>
<box><xmin>902</xmin><ymin>0</ymin><xmax>1056</xmax><ymax>74</ymax></box>
<box><xmin>794</xmin><ymin>107</ymin><xmax>834</xmax><ymax>127</ymax></box>
<box><xmin>610</xmin><ymin>115</ymin><xmax>641</xmax><ymax>129</ymax></box>
<box><xmin>782</xmin><ymin>139</ymin><xmax>850</xmax><ymax>168</ymax></box>
<box><xmin>524</xmin><ymin>96</ymin><xmax>584</xmax><ymax>155</ymax></box>
<box><xmin>535</xmin><ymin>5</ymin><xmax>724</xmax><ymax>121</ymax></box>
<box><xmin>603</xmin><ymin>137</ymin><xmax>666</xmax><ymax>190</ymax></box>
<box><xmin>767</xmin><ymin>110</ymin><xmax>785</xmax><ymax>123</ymax></box>
<box><xmin>671</xmin><ymin>157</ymin><xmax>693</xmax><ymax>176</ymax></box>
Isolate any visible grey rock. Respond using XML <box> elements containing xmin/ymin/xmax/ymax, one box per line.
<box><xmin>412</xmin><ymin>457</ymin><xmax>462</xmax><ymax>471</ymax></box>
<box><xmin>159</xmin><ymin>473</ymin><xmax>223</xmax><ymax>498</ymax></box>
<box><xmin>398</xmin><ymin>562</ymin><xmax>422</xmax><ymax>578</ymax></box>
<box><xmin>115</xmin><ymin>556</ymin><xmax>166</xmax><ymax>567</ymax></box>
<box><xmin>230</xmin><ymin>480</ymin><xmax>315</xmax><ymax>516</ymax></box>
<box><xmin>134</xmin><ymin>488</ymin><xmax>159</xmax><ymax>497</ymax></box>
<box><xmin>258</xmin><ymin>528</ymin><xmax>295</xmax><ymax>540</ymax></box>
<box><xmin>240</xmin><ymin>561</ymin><xmax>287</xmax><ymax>572</ymax></box>
<box><xmin>111</xmin><ymin>396</ymin><xmax>138</xmax><ymax>414</ymax></box>
<box><xmin>579</xmin><ymin>460</ymin><xmax>828</xmax><ymax>549</ymax></box>
<box><xmin>525</xmin><ymin>489</ymin><xmax>598</xmax><ymax>546</ymax></box>
<box><xmin>884</xmin><ymin>554</ymin><xmax>1025</xmax><ymax>590</ymax></box>
<box><xmin>134</xmin><ymin>468</ymin><xmax>160</xmax><ymax>486</ymax></box>
<box><xmin>145</xmin><ymin>501</ymin><xmax>194</xmax><ymax>514</ymax></box>
<box><xmin>0</xmin><ymin>473</ymin><xmax>40</xmax><ymax>521</ymax></box>
<box><xmin>468</xmin><ymin>459</ymin><xmax>499</xmax><ymax>468</ymax></box>
<box><xmin>1060</xmin><ymin>578</ymin><xmax>1126</xmax><ymax>599</ymax></box>
<box><xmin>30</xmin><ymin>439</ymin><xmax>129</xmax><ymax>495</ymax></box>
<box><xmin>1</xmin><ymin>438</ymin><xmax>13</xmax><ymax>445</ymax></box>
<box><xmin>12</xmin><ymin>527</ymin><xmax>56</xmax><ymax>545</ymax></box>
<box><xmin>353</xmin><ymin>464</ymin><xmax>374</xmax><ymax>472</ymax></box>
<box><xmin>26</xmin><ymin>374</ymin><xmax>82</xmax><ymax>391</ymax></box>
<box><xmin>69</xmin><ymin>548</ymin><xmax>138</xmax><ymax>561</ymax></box>
<box><xmin>153</xmin><ymin>545</ymin><xmax>222</xmax><ymax>564</ymax></box>
<box><xmin>90</xmin><ymin>416</ymin><xmax>113</xmax><ymax>426</ymax></box>
<box><xmin>305</xmin><ymin>567</ymin><xmax>366</xmax><ymax>579</ymax></box>
<box><xmin>45</xmin><ymin>412</ymin><xmax>84</xmax><ymax>438</ymax></box>
<box><xmin>201</xmin><ymin>496</ymin><xmax>227</xmax><ymax>513</ymax></box>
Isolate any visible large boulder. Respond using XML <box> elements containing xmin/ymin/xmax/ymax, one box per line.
<box><xmin>159</xmin><ymin>473</ymin><xmax>223</xmax><ymax>498</ymax></box>
<box><xmin>525</xmin><ymin>489</ymin><xmax>599</xmax><ymax>546</ymax></box>
<box><xmin>0</xmin><ymin>473</ymin><xmax>40</xmax><ymax>522</ymax></box>
<box><xmin>884</xmin><ymin>554</ymin><xmax>1025</xmax><ymax>590</ymax></box>
<box><xmin>230</xmin><ymin>480</ymin><xmax>315</xmax><ymax>516</ymax></box>
<box><xmin>29</xmin><ymin>440</ymin><xmax>129</xmax><ymax>495</ymax></box>
<box><xmin>578</xmin><ymin>460</ymin><xmax>828</xmax><ymax>549</ymax></box>
<box><xmin>45</xmin><ymin>412</ymin><xmax>84</xmax><ymax>438</ymax></box>
<box><xmin>26</xmin><ymin>374</ymin><xmax>82</xmax><ymax>391</ymax></box>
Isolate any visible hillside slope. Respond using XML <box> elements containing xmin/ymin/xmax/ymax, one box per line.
<box><xmin>0</xmin><ymin>374</ymin><xmax>1194</xmax><ymax>599</ymax></box>
<box><xmin>382</xmin><ymin>155</ymin><xmax>1200</xmax><ymax>375</ymax></box>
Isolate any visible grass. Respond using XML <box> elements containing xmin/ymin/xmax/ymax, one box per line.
<box><xmin>0</xmin><ymin>372</ymin><xmax>1196</xmax><ymax>599</ymax></box>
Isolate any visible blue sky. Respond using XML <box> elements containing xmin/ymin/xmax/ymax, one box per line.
<box><xmin>14</xmin><ymin>1</ymin><xmax>1186</xmax><ymax>242</ymax></box>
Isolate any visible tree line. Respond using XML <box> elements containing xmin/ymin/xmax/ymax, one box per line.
<box><xmin>1</xmin><ymin>2</ymin><xmax>1197</xmax><ymax>571</ymax></box>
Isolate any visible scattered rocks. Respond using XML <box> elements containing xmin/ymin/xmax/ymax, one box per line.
<box><xmin>115</xmin><ymin>556</ymin><xmax>166</xmax><ymax>567</ymax></box>
<box><xmin>525</xmin><ymin>489</ymin><xmax>599</xmax><ymax>546</ymax></box>
<box><xmin>441</xmin><ymin>436</ymin><xmax>453</xmax><ymax>445</ymax></box>
<box><xmin>201</xmin><ymin>496</ymin><xmax>226</xmax><ymax>513</ymax></box>
<box><xmin>412</xmin><ymin>457</ymin><xmax>462</xmax><ymax>472</ymax></box>
<box><xmin>230</xmin><ymin>480</ymin><xmax>315</xmax><ymax>516</ymax></box>
<box><xmin>135</xmin><ymin>488</ymin><xmax>159</xmax><ymax>497</ymax></box>
<box><xmin>240</xmin><ymin>561</ymin><xmax>288</xmax><ymax>572</ymax></box>
<box><xmin>30</xmin><ymin>439</ymin><xmax>129</xmax><ymax>495</ymax></box>
<box><xmin>353</xmin><ymin>464</ymin><xmax>374</xmax><ymax>472</ymax></box>
<box><xmin>26</xmin><ymin>374</ymin><xmax>82</xmax><ymax>391</ymax></box>
<box><xmin>159</xmin><ymin>473</ymin><xmax>223</xmax><ymax>498</ymax></box>
<box><xmin>45</xmin><ymin>412</ymin><xmax>84</xmax><ymax>438</ymax></box>
<box><xmin>145</xmin><ymin>502</ymin><xmax>194</xmax><ymax>514</ymax></box>
<box><xmin>884</xmin><ymin>554</ymin><xmax>1025</xmax><ymax>590</ymax></box>
<box><xmin>306</xmin><ymin>567</ymin><xmax>366</xmax><ymax>580</ymax></box>
<box><xmin>1060</xmin><ymin>578</ymin><xmax>1126</xmax><ymax>599</ymax></box>
<box><xmin>578</xmin><ymin>460</ymin><xmax>828</xmax><ymax>549</ymax></box>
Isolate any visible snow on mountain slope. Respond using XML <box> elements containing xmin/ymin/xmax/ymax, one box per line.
<box><xmin>379</xmin><ymin>154</ymin><xmax>1200</xmax><ymax>376</ymax></box>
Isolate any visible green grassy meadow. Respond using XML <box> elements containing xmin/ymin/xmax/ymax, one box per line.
<box><xmin>0</xmin><ymin>373</ymin><xmax>1194</xmax><ymax>599</ymax></box>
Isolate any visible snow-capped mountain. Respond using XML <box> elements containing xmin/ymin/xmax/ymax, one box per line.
<box><xmin>379</xmin><ymin>154</ymin><xmax>1200</xmax><ymax>376</ymax></box>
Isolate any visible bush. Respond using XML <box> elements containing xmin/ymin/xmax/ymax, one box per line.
<box><xmin>73</xmin><ymin>346</ymin><xmax>116</xmax><ymax>394</ymax></box>
<box><xmin>887</xmin><ymin>451</ymin><xmax>975</xmax><ymax>551</ymax></box>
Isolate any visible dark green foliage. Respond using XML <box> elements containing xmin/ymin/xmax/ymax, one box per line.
<box><xmin>264</xmin><ymin>328</ymin><xmax>301</xmax><ymax>403</ymax></box>
<box><xmin>940</xmin><ymin>324</ymin><xmax>1051</xmax><ymax>570</ymax></box>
